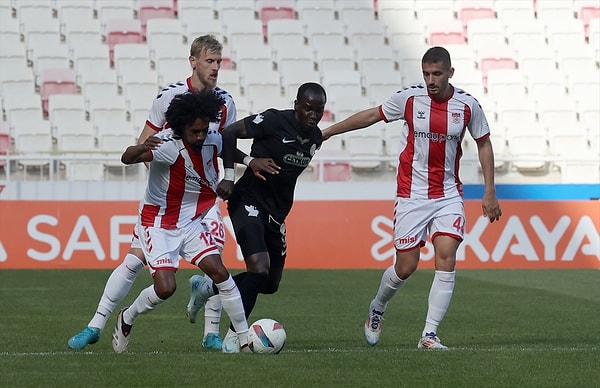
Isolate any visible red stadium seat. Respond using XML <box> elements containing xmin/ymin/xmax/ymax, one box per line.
<box><xmin>257</xmin><ymin>0</ymin><xmax>296</xmax><ymax>40</ymax></box>
<box><xmin>39</xmin><ymin>68</ymin><xmax>77</xmax><ymax>116</ymax></box>
<box><xmin>0</xmin><ymin>122</ymin><xmax>10</xmax><ymax>168</ymax></box>
<box><xmin>427</xmin><ymin>19</ymin><xmax>466</xmax><ymax>45</ymax></box>
<box><xmin>105</xmin><ymin>19</ymin><xmax>143</xmax><ymax>65</ymax></box>
<box><xmin>578</xmin><ymin>5</ymin><xmax>600</xmax><ymax>39</ymax></box>
<box><xmin>138</xmin><ymin>0</ymin><xmax>176</xmax><ymax>38</ymax></box>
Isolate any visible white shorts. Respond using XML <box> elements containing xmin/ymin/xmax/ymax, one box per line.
<box><xmin>135</xmin><ymin>218</ymin><xmax>220</xmax><ymax>274</ymax></box>
<box><xmin>130</xmin><ymin>202</ymin><xmax>225</xmax><ymax>250</ymax></box>
<box><xmin>393</xmin><ymin>196</ymin><xmax>465</xmax><ymax>251</ymax></box>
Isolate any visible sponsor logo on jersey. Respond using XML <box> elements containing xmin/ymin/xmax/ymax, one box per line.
<box><xmin>252</xmin><ymin>113</ymin><xmax>264</xmax><ymax>124</ymax></box>
<box><xmin>283</xmin><ymin>152</ymin><xmax>310</xmax><ymax>167</ymax></box>
<box><xmin>414</xmin><ymin>131</ymin><xmax>461</xmax><ymax>142</ymax></box>
<box><xmin>452</xmin><ymin>112</ymin><xmax>461</xmax><ymax>123</ymax></box>
<box><xmin>245</xmin><ymin>205</ymin><xmax>259</xmax><ymax>217</ymax></box>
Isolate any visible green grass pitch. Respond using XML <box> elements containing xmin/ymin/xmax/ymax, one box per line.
<box><xmin>1</xmin><ymin>269</ymin><xmax>598</xmax><ymax>387</ymax></box>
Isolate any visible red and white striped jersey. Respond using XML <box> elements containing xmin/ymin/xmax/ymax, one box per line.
<box><xmin>139</xmin><ymin>132</ymin><xmax>222</xmax><ymax>229</ymax></box>
<box><xmin>380</xmin><ymin>84</ymin><xmax>490</xmax><ymax>199</ymax></box>
<box><xmin>145</xmin><ymin>77</ymin><xmax>237</xmax><ymax>134</ymax></box>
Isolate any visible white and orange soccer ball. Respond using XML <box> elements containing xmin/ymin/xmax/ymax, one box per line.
<box><xmin>247</xmin><ymin>318</ymin><xmax>286</xmax><ymax>354</ymax></box>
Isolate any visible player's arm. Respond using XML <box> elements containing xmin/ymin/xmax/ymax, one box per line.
<box><xmin>137</xmin><ymin>123</ymin><xmax>161</xmax><ymax>168</ymax></box>
<box><xmin>322</xmin><ymin>107</ymin><xmax>382</xmax><ymax>139</ymax></box>
<box><xmin>121</xmin><ymin>136</ymin><xmax>162</xmax><ymax>165</ymax></box>
<box><xmin>476</xmin><ymin>137</ymin><xmax>502</xmax><ymax>223</ymax></box>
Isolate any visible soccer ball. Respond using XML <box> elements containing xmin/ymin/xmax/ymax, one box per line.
<box><xmin>247</xmin><ymin>318</ymin><xmax>286</xmax><ymax>354</ymax></box>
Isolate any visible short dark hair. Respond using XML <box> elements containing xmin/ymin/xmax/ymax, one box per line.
<box><xmin>296</xmin><ymin>82</ymin><xmax>327</xmax><ymax>101</ymax></box>
<box><xmin>165</xmin><ymin>90</ymin><xmax>224</xmax><ymax>137</ymax></box>
<box><xmin>422</xmin><ymin>46</ymin><xmax>452</xmax><ymax>69</ymax></box>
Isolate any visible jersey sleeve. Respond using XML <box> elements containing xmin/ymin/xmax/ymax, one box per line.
<box><xmin>146</xmin><ymin>90</ymin><xmax>171</xmax><ymax>131</ymax></box>
<box><xmin>380</xmin><ymin>88</ymin><xmax>412</xmax><ymax>123</ymax></box>
<box><xmin>468</xmin><ymin>99</ymin><xmax>491</xmax><ymax>141</ymax></box>
<box><xmin>149</xmin><ymin>138</ymin><xmax>178</xmax><ymax>165</ymax></box>
<box><xmin>243</xmin><ymin>109</ymin><xmax>278</xmax><ymax>138</ymax></box>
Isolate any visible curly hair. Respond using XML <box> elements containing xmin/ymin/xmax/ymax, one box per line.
<box><xmin>165</xmin><ymin>90</ymin><xmax>224</xmax><ymax>138</ymax></box>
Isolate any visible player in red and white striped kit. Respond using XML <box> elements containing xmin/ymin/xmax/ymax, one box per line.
<box><xmin>322</xmin><ymin>46</ymin><xmax>502</xmax><ymax>350</ymax></box>
<box><xmin>111</xmin><ymin>90</ymin><xmax>249</xmax><ymax>353</ymax></box>
<box><xmin>68</xmin><ymin>35</ymin><xmax>277</xmax><ymax>351</ymax></box>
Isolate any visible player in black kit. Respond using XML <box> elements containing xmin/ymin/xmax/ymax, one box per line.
<box><xmin>188</xmin><ymin>82</ymin><xmax>327</xmax><ymax>352</ymax></box>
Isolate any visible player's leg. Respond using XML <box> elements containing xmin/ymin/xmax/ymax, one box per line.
<box><xmin>112</xmin><ymin>227</ymin><xmax>178</xmax><ymax>353</ymax></box>
<box><xmin>196</xmin><ymin>253</ymin><xmax>250</xmax><ymax>352</ymax></box>
<box><xmin>364</xmin><ymin>198</ymin><xmax>429</xmax><ymax>346</ymax></box>
<box><xmin>199</xmin><ymin>203</ymin><xmax>225</xmax><ymax>349</ymax></box>
<box><xmin>418</xmin><ymin>198</ymin><xmax>463</xmax><ymax>350</ymax></box>
<box><xmin>68</xmin><ymin>241</ymin><xmax>146</xmax><ymax>350</ymax></box>
<box><xmin>259</xmin><ymin>215</ymin><xmax>286</xmax><ymax>295</ymax></box>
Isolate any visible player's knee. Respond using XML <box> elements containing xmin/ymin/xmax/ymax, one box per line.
<box><xmin>260</xmin><ymin>278</ymin><xmax>280</xmax><ymax>294</ymax></box>
<box><xmin>154</xmin><ymin>283</ymin><xmax>176</xmax><ymax>300</ymax></box>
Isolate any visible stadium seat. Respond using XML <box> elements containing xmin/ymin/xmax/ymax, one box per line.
<box><xmin>536</xmin><ymin>95</ymin><xmax>579</xmax><ymax>133</ymax></box>
<box><xmin>577</xmin><ymin>2</ymin><xmax>600</xmax><ymax>38</ymax></box>
<box><xmin>320</xmin><ymin>70</ymin><xmax>363</xmax><ymax>101</ymax></box>
<box><xmin>495</xmin><ymin>0</ymin><xmax>536</xmax><ymax>25</ymax></box>
<box><xmin>257</xmin><ymin>0</ymin><xmax>296</xmax><ymax>40</ymax></box>
<box><xmin>544</xmin><ymin>18</ymin><xmax>587</xmax><ymax>47</ymax></box>
<box><xmin>57</xmin><ymin>0</ymin><xmax>95</xmax><ymax>26</ymax></box>
<box><xmin>414</xmin><ymin>0</ymin><xmax>455</xmax><ymax>25</ymax></box>
<box><xmin>508</xmin><ymin>132</ymin><xmax>551</xmax><ymax>173</ymax></box>
<box><xmin>307</xmin><ymin>20</ymin><xmax>347</xmax><ymax>55</ymax></box>
<box><xmin>280</xmin><ymin>69</ymin><xmax>321</xmax><ymax>98</ymax></box>
<box><xmin>345</xmin><ymin>124</ymin><xmax>385</xmax><ymax>171</ymax></box>
<box><xmin>485</xmin><ymin>69</ymin><xmax>526</xmax><ymax>99</ymax></box>
<box><xmin>0</xmin><ymin>126</ymin><xmax>9</xmax><ymax>168</ymax></box>
<box><xmin>456</xmin><ymin>0</ymin><xmax>495</xmax><ymax>33</ymax></box>
<box><xmin>297</xmin><ymin>0</ymin><xmax>336</xmax><ymax>24</ymax></box>
<box><xmin>505</xmin><ymin>19</ymin><xmax>547</xmax><ymax>56</ymax></box>
<box><xmin>39</xmin><ymin>68</ymin><xmax>77</xmax><ymax>116</ymax></box>
<box><xmin>267</xmin><ymin>19</ymin><xmax>305</xmax><ymax>49</ymax></box>
<box><xmin>466</xmin><ymin>18</ymin><xmax>506</xmax><ymax>55</ymax></box>
<box><xmin>315</xmin><ymin>44</ymin><xmax>355</xmax><ymax>74</ymax></box>
<box><xmin>460</xmin><ymin>136</ymin><xmax>481</xmax><ymax>183</ymax></box>
<box><xmin>249</xmin><ymin>95</ymin><xmax>292</xmax><ymax>115</ymax></box>
<box><xmin>476</xmin><ymin>45</ymin><xmax>517</xmax><ymax>88</ymax></box>
<box><xmin>137</xmin><ymin>0</ymin><xmax>176</xmax><ymax>38</ymax></box>
<box><xmin>184</xmin><ymin>17</ymin><xmax>223</xmax><ymax>46</ymax></box>
<box><xmin>427</xmin><ymin>19</ymin><xmax>466</xmax><ymax>45</ymax></box>
<box><xmin>224</xmin><ymin>19</ymin><xmax>265</xmax><ymax>52</ymax></box>
<box><xmin>105</xmin><ymin>19</ymin><xmax>143</xmax><ymax>65</ymax></box>
<box><xmin>65</xmin><ymin>19</ymin><xmax>104</xmax><ymax>62</ymax></box>
<box><xmin>156</xmin><ymin>57</ymin><xmax>191</xmax><ymax>88</ymax></box>
<box><xmin>312</xmin><ymin>151</ymin><xmax>353</xmax><ymax>182</ymax></box>
<box><xmin>113</xmin><ymin>43</ymin><xmax>152</xmax><ymax>84</ymax></box>
<box><xmin>146</xmin><ymin>18</ymin><xmax>183</xmax><ymax>56</ymax></box>
<box><xmin>98</xmin><ymin>2</ymin><xmax>136</xmax><ymax>30</ymax></box>
<box><xmin>242</xmin><ymin>70</ymin><xmax>282</xmax><ymax>100</ymax></box>
<box><xmin>47</xmin><ymin>94</ymin><xmax>88</xmax><ymax>139</ymax></box>
<box><xmin>14</xmin><ymin>132</ymin><xmax>54</xmax><ymax>175</ymax></box>
<box><xmin>377</xmin><ymin>0</ymin><xmax>415</xmax><ymax>27</ymax></box>
<box><xmin>98</xmin><ymin>133</ymin><xmax>136</xmax><ymax>168</ymax></box>
<box><xmin>275</xmin><ymin>43</ymin><xmax>314</xmax><ymax>78</ymax></box>
<box><xmin>7</xmin><ymin>109</ymin><xmax>48</xmax><ymax>137</ymax></box>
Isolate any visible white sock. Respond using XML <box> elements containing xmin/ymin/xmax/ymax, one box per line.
<box><xmin>89</xmin><ymin>254</ymin><xmax>145</xmax><ymax>330</ymax></box>
<box><xmin>215</xmin><ymin>275</ymin><xmax>248</xmax><ymax>346</ymax></box>
<box><xmin>371</xmin><ymin>265</ymin><xmax>405</xmax><ymax>312</ymax></box>
<box><xmin>204</xmin><ymin>295</ymin><xmax>222</xmax><ymax>337</ymax></box>
<box><xmin>123</xmin><ymin>285</ymin><xmax>164</xmax><ymax>325</ymax></box>
<box><xmin>423</xmin><ymin>270</ymin><xmax>456</xmax><ymax>337</ymax></box>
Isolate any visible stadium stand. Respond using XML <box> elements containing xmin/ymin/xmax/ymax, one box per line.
<box><xmin>1</xmin><ymin>0</ymin><xmax>597</xmax><ymax>184</ymax></box>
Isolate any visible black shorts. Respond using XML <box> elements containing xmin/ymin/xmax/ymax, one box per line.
<box><xmin>227</xmin><ymin>200</ymin><xmax>287</xmax><ymax>269</ymax></box>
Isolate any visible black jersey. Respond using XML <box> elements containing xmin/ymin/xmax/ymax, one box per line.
<box><xmin>228</xmin><ymin>109</ymin><xmax>323</xmax><ymax>222</ymax></box>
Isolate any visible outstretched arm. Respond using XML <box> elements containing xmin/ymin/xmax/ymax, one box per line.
<box><xmin>477</xmin><ymin>137</ymin><xmax>502</xmax><ymax>223</ymax></box>
<box><xmin>121</xmin><ymin>136</ymin><xmax>162</xmax><ymax>165</ymax></box>
<box><xmin>322</xmin><ymin>107</ymin><xmax>382</xmax><ymax>140</ymax></box>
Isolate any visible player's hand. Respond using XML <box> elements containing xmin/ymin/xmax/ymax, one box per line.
<box><xmin>142</xmin><ymin>136</ymin><xmax>163</xmax><ymax>150</ymax></box>
<box><xmin>248</xmin><ymin>158</ymin><xmax>280</xmax><ymax>181</ymax></box>
<box><xmin>482</xmin><ymin>193</ymin><xmax>502</xmax><ymax>223</ymax></box>
<box><xmin>217</xmin><ymin>179</ymin><xmax>234</xmax><ymax>200</ymax></box>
